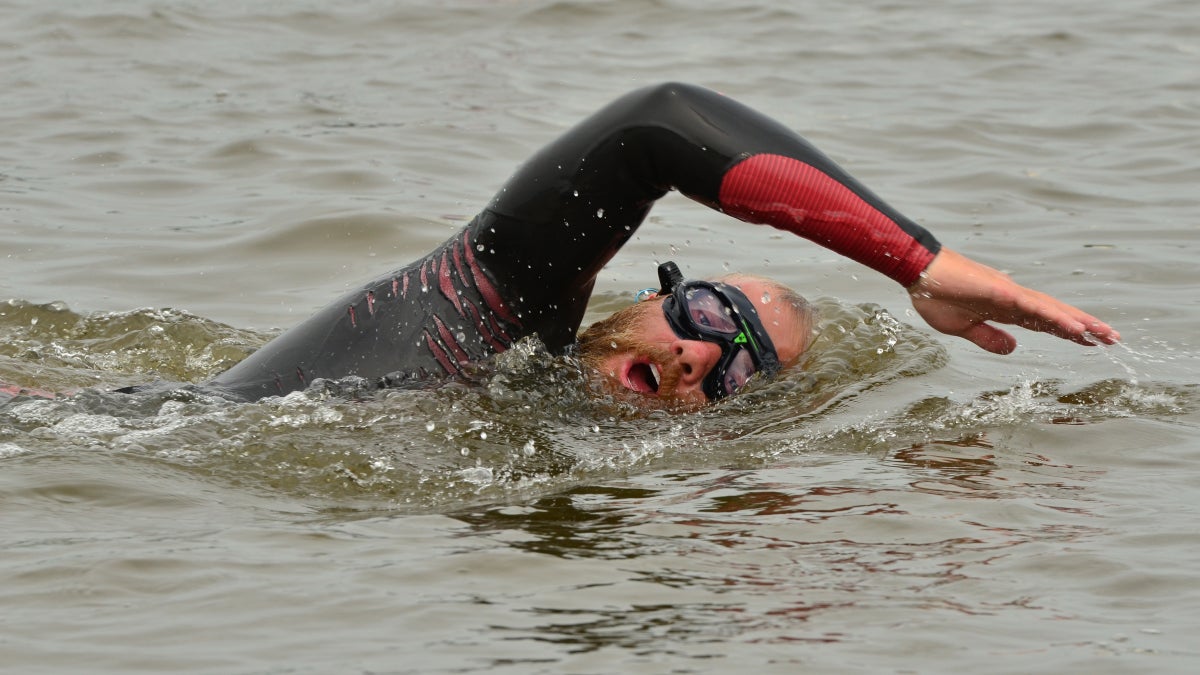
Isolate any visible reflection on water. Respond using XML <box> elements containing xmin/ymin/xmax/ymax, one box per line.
<box><xmin>448</xmin><ymin>431</ymin><xmax>1123</xmax><ymax>656</ymax></box>
<box><xmin>397</xmin><ymin>352</ymin><xmax>1195</xmax><ymax>659</ymax></box>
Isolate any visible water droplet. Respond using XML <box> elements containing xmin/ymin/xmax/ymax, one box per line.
<box><xmin>460</xmin><ymin>447</ymin><xmax>470</xmax><ymax>456</ymax></box>
<box><xmin>596</xmin><ymin>208</ymin><xmax>605</xmax><ymax>218</ymax></box>
<box><xmin>476</xmin><ymin>244</ymin><xmax>485</xmax><ymax>251</ymax></box>
<box><xmin>479</xmin><ymin>431</ymin><xmax>487</xmax><ymax>440</ymax></box>
<box><xmin>761</xmin><ymin>291</ymin><xmax>772</xmax><ymax>304</ymax></box>
<box><xmin>522</xmin><ymin>440</ymin><xmax>535</xmax><ymax>455</ymax></box>
<box><xmin>426</xmin><ymin>421</ymin><xmax>435</xmax><ymax>432</ymax></box>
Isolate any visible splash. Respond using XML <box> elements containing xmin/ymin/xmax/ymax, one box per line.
<box><xmin>3</xmin><ymin>296</ymin><xmax>1186</xmax><ymax>512</ymax></box>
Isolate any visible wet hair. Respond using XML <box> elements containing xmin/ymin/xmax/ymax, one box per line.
<box><xmin>730</xmin><ymin>276</ymin><xmax>816</xmax><ymax>354</ymax></box>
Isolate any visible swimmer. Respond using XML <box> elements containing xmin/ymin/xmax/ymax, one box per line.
<box><xmin>117</xmin><ymin>83</ymin><xmax>1117</xmax><ymax>404</ymax></box>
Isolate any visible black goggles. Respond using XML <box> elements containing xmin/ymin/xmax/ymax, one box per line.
<box><xmin>656</xmin><ymin>262</ymin><xmax>781</xmax><ymax>400</ymax></box>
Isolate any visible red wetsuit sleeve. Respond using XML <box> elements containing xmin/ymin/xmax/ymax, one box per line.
<box><xmin>483</xmin><ymin>82</ymin><xmax>940</xmax><ymax>319</ymax></box>
<box><xmin>718</xmin><ymin>153</ymin><xmax>937</xmax><ymax>286</ymax></box>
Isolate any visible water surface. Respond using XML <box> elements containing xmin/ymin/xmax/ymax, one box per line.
<box><xmin>3</xmin><ymin>1</ymin><xmax>1199</xmax><ymax>672</ymax></box>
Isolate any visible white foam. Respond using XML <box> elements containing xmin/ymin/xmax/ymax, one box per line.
<box><xmin>0</xmin><ymin>442</ymin><xmax>29</xmax><ymax>458</ymax></box>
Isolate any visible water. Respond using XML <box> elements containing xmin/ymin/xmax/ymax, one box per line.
<box><xmin>3</xmin><ymin>0</ymin><xmax>1199</xmax><ymax>672</ymax></box>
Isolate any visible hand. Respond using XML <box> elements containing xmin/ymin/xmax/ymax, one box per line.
<box><xmin>907</xmin><ymin>248</ymin><xmax>1120</xmax><ymax>354</ymax></box>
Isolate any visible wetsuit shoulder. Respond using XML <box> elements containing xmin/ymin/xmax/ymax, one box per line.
<box><xmin>204</xmin><ymin>228</ymin><xmax>524</xmax><ymax>401</ymax></box>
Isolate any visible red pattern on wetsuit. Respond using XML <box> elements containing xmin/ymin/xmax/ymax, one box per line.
<box><xmin>417</xmin><ymin>234</ymin><xmax>523</xmax><ymax>375</ymax></box>
<box><xmin>718</xmin><ymin>154</ymin><xmax>935</xmax><ymax>287</ymax></box>
<box><xmin>438</xmin><ymin>251</ymin><xmax>466</xmax><ymax>318</ymax></box>
<box><xmin>460</xmin><ymin>230</ymin><xmax>521</xmax><ymax>327</ymax></box>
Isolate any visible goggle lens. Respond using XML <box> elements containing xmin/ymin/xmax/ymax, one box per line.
<box><xmin>682</xmin><ymin>287</ymin><xmax>740</xmax><ymax>335</ymax></box>
<box><xmin>722</xmin><ymin>348</ymin><xmax>758</xmax><ymax>396</ymax></box>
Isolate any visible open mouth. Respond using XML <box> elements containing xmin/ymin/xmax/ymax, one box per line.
<box><xmin>624</xmin><ymin>361</ymin><xmax>661</xmax><ymax>395</ymax></box>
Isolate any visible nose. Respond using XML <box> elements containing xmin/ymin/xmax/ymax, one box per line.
<box><xmin>671</xmin><ymin>339</ymin><xmax>722</xmax><ymax>393</ymax></box>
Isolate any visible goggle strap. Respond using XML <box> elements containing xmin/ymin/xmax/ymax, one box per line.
<box><xmin>657</xmin><ymin>261</ymin><xmax>684</xmax><ymax>296</ymax></box>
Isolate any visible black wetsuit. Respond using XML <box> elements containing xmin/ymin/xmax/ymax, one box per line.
<box><xmin>202</xmin><ymin>83</ymin><xmax>940</xmax><ymax>402</ymax></box>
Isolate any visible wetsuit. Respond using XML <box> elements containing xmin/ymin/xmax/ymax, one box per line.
<box><xmin>202</xmin><ymin>83</ymin><xmax>940</xmax><ymax>402</ymax></box>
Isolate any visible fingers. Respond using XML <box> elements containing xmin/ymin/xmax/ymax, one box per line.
<box><xmin>1014</xmin><ymin>293</ymin><xmax>1121</xmax><ymax>346</ymax></box>
<box><xmin>1069</xmin><ymin>322</ymin><xmax>1121</xmax><ymax>347</ymax></box>
<box><xmin>961</xmin><ymin>323</ymin><xmax>1017</xmax><ymax>355</ymax></box>
<box><xmin>1088</xmin><ymin>323</ymin><xmax>1121</xmax><ymax>345</ymax></box>
<box><xmin>910</xmin><ymin>247</ymin><xmax>1119</xmax><ymax>352</ymax></box>
<box><xmin>1076</xmin><ymin>313</ymin><xmax>1120</xmax><ymax>344</ymax></box>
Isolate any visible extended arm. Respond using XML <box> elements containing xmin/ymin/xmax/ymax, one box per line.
<box><xmin>909</xmin><ymin>249</ymin><xmax>1119</xmax><ymax>353</ymax></box>
<box><xmin>477</xmin><ymin>82</ymin><xmax>1115</xmax><ymax>354</ymax></box>
<box><xmin>473</xmin><ymin>82</ymin><xmax>941</xmax><ymax>349</ymax></box>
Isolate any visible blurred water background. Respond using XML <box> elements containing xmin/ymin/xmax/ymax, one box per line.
<box><xmin>2</xmin><ymin>0</ymin><xmax>1198</xmax><ymax>672</ymax></box>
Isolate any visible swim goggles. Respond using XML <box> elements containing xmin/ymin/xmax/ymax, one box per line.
<box><xmin>655</xmin><ymin>261</ymin><xmax>781</xmax><ymax>400</ymax></box>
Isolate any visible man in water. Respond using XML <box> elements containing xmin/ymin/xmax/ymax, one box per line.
<box><xmin>154</xmin><ymin>83</ymin><xmax>1117</xmax><ymax>404</ymax></box>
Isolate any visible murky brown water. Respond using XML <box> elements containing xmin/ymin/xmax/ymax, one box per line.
<box><xmin>3</xmin><ymin>0</ymin><xmax>1199</xmax><ymax>672</ymax></box>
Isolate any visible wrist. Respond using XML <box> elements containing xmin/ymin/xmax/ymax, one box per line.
<box><xmin>906</xmin><ymin>249</ymin><xmax>946</xmax><ymax>294</ymax></box>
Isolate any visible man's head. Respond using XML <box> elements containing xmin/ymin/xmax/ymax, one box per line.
<box><xmin>578</xmin><ymin>268</ymin><xmax>815</xmax><ymax>406</ymax></box>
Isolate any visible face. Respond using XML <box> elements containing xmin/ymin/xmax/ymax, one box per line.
<box><xmin>585</xmin><ymin>276</ymin><xmax>811</xmax><ymax>406</ymax></box>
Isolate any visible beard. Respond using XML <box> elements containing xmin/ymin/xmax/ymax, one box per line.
<box><xmin>577</xmin><ymin>301</ymin><xmax>685</xmax><ymax>399</ymax></box>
